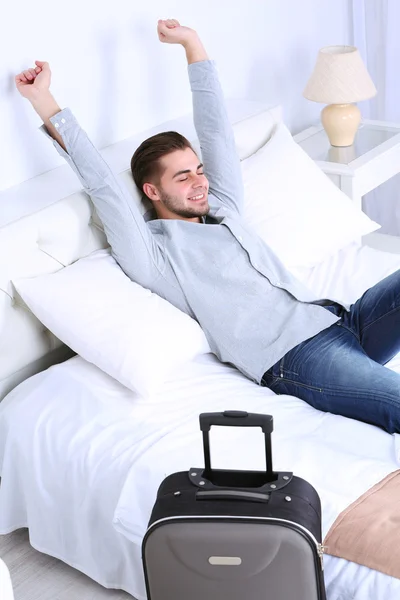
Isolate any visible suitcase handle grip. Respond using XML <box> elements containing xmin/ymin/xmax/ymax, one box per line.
<box><xmin>199</xmin><ymin>411</ymin><xmax>274</xmax><ymax>479</ymax></box>
<box><xmin>196</xmin><ymin>489</ymin><xmax>270</xmax><ymax>503</ymax></box>
<box><xmin>200</xmin><ymin>411</ymin><xmax>273</xmax><ymax>434</ymax></box>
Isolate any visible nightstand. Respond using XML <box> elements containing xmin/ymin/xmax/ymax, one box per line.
<box><xmin>294</xmin><ymin>120</ymin><xmax>400</xmax><ymax>212</ymax></box>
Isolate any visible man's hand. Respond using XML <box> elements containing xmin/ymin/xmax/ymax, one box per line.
<box><xmin>15</xmin><ymin>61</ymin><xmax>51</xmax><ymax>101</ymax></box>
<box><xmin>157</xmin><ymin>18</ymin><xmax>208</xmax><ymax>64</ymax></box>
<box><xmin>157</xmin><ymin>19</ymin><xmax>197</xmax><ymax>47</ymax></box>
<box><xmin>14</xmin><ymin>60</ymin><xmax>65</xmax><ymax>151</ymax></box>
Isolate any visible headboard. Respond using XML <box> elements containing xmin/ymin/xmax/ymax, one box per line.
<box><xmin>0</xmin><ymin>102</ymin><xmax>282</xmax><ymax>401</ymax></box>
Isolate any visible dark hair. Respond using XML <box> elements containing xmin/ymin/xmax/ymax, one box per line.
<box><xmin>131</xmin><ymin>131</ymin><xmax>195</xmax><ymax>199</ymax></box>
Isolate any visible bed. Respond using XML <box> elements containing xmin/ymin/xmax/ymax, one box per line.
<box><xmin>1</xmin><ymin>102</ymin><xmax>400</xmax><ymax>600</ymax></box>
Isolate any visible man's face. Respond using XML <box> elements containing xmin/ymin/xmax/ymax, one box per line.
<box><xmin>146</xmin><ymin>147</ymin><xmax>210</xmax><ymax>220</ymax></box>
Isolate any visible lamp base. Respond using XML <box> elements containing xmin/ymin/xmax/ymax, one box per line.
<box><xmin>321</xmin><ymin>103</ymin><xmax>361</xmax><ymax>147</ymax></box>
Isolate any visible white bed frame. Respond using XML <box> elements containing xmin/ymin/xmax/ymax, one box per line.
<box><xmin>1</xmin><ymin>100</ymin><xmax>292</xmax><ymax>401</ymax></box>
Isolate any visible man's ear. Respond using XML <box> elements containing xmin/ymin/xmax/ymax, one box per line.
<box><xmin>143</xmin><ymin>182</ymin><xmax>161</xmax><ymax>202</ymax></box>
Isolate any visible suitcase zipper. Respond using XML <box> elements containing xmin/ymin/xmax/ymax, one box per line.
<box><xmin>317</xmin><ymin>543</ymin><xmax>326</xmax><ymax>570</ymax></box>
<box><xmin>147</xmin><ymin>514</ymin><xmax>325</xmax><ymax>569</ymax></box>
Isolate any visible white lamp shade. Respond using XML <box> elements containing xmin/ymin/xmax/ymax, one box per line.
<box><xmin>303</xmin><ymin>45</ymin><xmax>377</xmax><ymax>104</ymax></box>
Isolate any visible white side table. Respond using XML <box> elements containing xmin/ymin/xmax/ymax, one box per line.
<box><xmin>294</xmin><ymin>120</ymin><xmax>400</xmax><ymax>212</ymax></box>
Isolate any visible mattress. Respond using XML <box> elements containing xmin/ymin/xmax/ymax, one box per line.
<box><xmin>1</xmin><ymin>241</ymin><xmax>400</xmax><ymax>600</ymax></box>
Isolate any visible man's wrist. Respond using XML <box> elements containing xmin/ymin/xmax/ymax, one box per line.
<box><xmin>30</xmin><ymin>90</ymin><xmax>61</xmax><ymax>119</ymax></box>
<box><xmin>183</xmin><ymin>34</ymin><xmax>208</xmax><ymax>64</ymax></box>
<box><xmin>182</xmin><ymin>30</ymin><xmax>200</xmax><ymax>49</ymax></box>
<box><xmin>31</xmin><ymin>91</ymin><xmax>67</xmax><ymax>151</ymax></box>
<box><xmin>30</xmin><ymin>89</ymin><xmax>54</xmax><ymax>107</ymax></box>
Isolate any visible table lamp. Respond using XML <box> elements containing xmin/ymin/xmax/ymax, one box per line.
<box><xmin>303</xmin><ymin>45</ymin><xmax>377</xmax><ymax>147</ymax></box>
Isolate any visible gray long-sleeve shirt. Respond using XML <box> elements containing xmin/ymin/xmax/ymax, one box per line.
<box><xmin>40</xmin><ymin>59</ymin><xmax>339</xmax><ymax>385</ymax></box>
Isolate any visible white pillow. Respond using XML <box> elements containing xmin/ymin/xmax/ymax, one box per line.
<box><xmin>190</xmin><ymin>105</ymin><xmax>282</xmax><ymax>162</ymax></box>
<box><xmin>242</xmin><ymin>122</ymin><xmax>380</xmax><ymax>268</ymax></box>
<box><xmin>12</xmin><ymin>249</ymin><xmax>211</xmax><ymax>397</ymax></box>
<box><xmin>232</xmin><ymin>105</ymin><xmax>283</xmax><ymax>159</ymax></box>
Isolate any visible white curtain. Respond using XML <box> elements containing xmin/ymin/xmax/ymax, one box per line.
<box><xmin>351</xmin><ymin>0</ymin><xmax>400</xmax><ymax>234</ymax></box>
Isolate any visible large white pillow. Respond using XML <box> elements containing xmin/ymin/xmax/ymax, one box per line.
<box><xmin>12</xmin><ymin>249</ymin><xmax>211</xmax><ymax>398</ymax></box>
<box><xmin>242</xmin><ymin>122</ymin><xmax>380</xmax><ymax>268</ymax></box>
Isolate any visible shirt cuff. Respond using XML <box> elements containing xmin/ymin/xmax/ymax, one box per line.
<box><xmin>38</xmin><ymin>107</ymin><xmax>77</xmax><ymax>137</ymax></box>
<box><xmin>38</xmin><ymin>107</ymin><xmax>76</xmax><ymax>154</ymax></box>
<box><xmin>50</xmin><ymin>107</ymin><xmax>77</xmax><ymax>131</ymax></box>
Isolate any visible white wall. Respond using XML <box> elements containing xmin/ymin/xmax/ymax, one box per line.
<box><xmin>1</xmin><ymin>0</ymin><xmax>351</xmax><ymax>193</ymax></box>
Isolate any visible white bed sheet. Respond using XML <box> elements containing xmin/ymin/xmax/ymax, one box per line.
<box><xmin>1</xmin><ymin>242</ymin><xmax>400</xmax><ymax>600</ymax></box>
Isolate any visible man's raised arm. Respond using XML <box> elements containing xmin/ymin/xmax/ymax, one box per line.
<box><xmin>158</xmin><ymin>19</ymin><xmax>244</xmax><ymax>214</ymax></box>
<box><xmin>14</xmin><ymin>61</ymin><xmax>164</xmax><ymax>288</ymax></box>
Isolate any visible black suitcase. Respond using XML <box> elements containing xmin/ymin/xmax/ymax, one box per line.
<box><xmin>142</xmin><ymin>410</ymin><xmax>326</xmax><ymax>599</ymax></box>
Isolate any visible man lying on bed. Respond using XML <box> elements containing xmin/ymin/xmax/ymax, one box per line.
<box><xmin>15</xmin><ymin>18</ymin><xmax>400</xmax><ymax>434</ymax></box>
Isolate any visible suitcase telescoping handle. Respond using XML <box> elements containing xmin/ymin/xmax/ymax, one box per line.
<box><xmin>199</xmin><ymin>411</ymin><xmax>274</xmax><ymax>478</ymax></box>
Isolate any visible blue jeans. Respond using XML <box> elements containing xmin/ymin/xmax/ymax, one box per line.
<box><xmin>261</xmin><ymin>270</ymin><xmax>400</xmax><ymax>433</ymax></box>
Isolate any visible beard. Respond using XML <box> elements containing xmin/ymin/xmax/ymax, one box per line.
<box><xmin>159</xmin><ymin>189</ymin><xmax>209</xmax><ymax>219</ymax></box>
